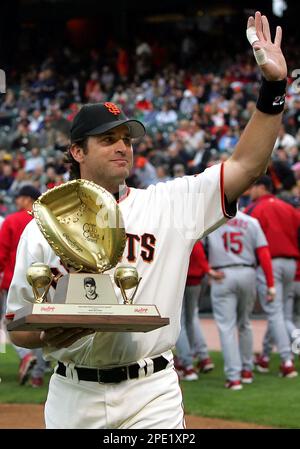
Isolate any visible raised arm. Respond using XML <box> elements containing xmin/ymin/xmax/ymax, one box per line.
<box><xmin>224</xmin><ymin>11</ymin><xmax>287</xmax><ymax>203</ymax></box>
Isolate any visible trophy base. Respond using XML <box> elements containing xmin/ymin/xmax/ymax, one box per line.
<box><xmin>6</xmin><ymin>303</ymin><xmax>170</xmax><ymax>333</ymax></box>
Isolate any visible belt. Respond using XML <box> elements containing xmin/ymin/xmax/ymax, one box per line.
<box><xmin>56</xmin><ymin>356</ymin><xmax>169</xmax><ymax>384</ymax></box>
<box><xmin>212</xmin><ymin>264</ymin><xmax>255</xmax><ymax>270</ymax></box>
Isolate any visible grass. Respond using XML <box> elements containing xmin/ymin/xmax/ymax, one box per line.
<box><xmin>181</xmin><ymin>352</ymin><xmax>300</xmax><ymax>429</ymax></box>
<box><xmin>1</xmin><ymin>346</ymin><xmax>300</xmax><ymax>428</ymax></box>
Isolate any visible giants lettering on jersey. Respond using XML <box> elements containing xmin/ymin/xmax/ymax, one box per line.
<box><xmin>126</xmin><ymin>233</ymin><xmax>156</xmax><ymax>263</ymax></box>
<box><xmin>50</xmin><ymin>234</ymin><xmax>157</xmax><ymax>289</ymax></box>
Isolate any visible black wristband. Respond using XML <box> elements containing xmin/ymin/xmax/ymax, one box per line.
<box><xmin>256</xmin><ymin>77</ymin><xmax>287</xmax><ymax>115</ymax></box>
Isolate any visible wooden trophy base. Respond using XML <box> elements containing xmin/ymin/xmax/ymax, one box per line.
<box><xmin>6</xmin><ymin>303</ymin><xmax>170</xmax><ymax>333</ymax></box>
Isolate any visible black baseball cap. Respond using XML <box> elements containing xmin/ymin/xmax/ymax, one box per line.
<box><xmin>15</xmin><ymin>185</ymin><xmax>41</xmax><ymax>200</ymax></box>
<box><xmin>84</xmin><ymin>277</ymin><xmax>96</xmax><ymax>286</ymax></box>
<box><xmin>253</xmin><ymin>175</ymin><xmax>273</xmax><ymax>191</ymax></box>
<box><xmin>70</xmin><ymin>102</ymin><xmax>146</xmax><ymax>142</ymax></box>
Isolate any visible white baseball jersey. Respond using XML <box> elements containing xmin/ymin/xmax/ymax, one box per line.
<box><xmin>7</xmin><ymin>163</ymin><xmax>235</xmax><ymax>369</ymax></box>
<box><xmin>207</xmin><ymin>210</ymin><xmax>267</xmax><ymax>268</ymax></box>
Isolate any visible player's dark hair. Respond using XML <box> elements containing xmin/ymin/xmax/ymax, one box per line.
<box><xmin>65</xmin><ymin>138</ymin><xmax>89</xmax><ymax>180</ymax></box>
<box><xmin>84</xmin><ymin>277</ymin><xmax>96</xmax><ymax>286</ymax></box>
<box><xmin>254</xmin><ymin>175</ymin><xmax>273</xmax><ymax>192</ymax></box>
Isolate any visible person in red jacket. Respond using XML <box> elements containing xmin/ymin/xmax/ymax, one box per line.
<box><xmin>0</xmin><ymin>185</ymin><xmax>45</xmax><ymax>387</ymax></box>
<box><xmin>245</xmin><ymin>175</ymin><xmax>300</xmax><ymax>377</ymax></box>
<box><xmin>0</xmin><ymin>186</ymin><xmax>39</xmax><ymax>292</ymax></box>
<box><xmin>175</xmin><ymin>241</ymin><xmax>224</xmax><ymax>381</ymax></box>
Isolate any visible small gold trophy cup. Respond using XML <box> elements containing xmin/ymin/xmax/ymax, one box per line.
<box><xmin>114</xmin><ymin>266</ymin><xmax>142</xmax><ymax>305</ymax></box>
<box><xmin>26</xmin><ymin>263</ymin><xmax>55</xmax><ymax>304</ymax></box>
<box><xmin>7</xmin><ymin>180</ymin><xmax>169</xmax><ymax>333</ymax></box>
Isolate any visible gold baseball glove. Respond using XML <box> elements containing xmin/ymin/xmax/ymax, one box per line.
<box><xmin>32</xmin><ymin>180</ymin><xmax>126</xmax><ymax>273</ymax></box>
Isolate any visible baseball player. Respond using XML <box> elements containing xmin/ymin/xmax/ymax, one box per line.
<box><xmin>6</xmin><ymin>12</ymin><xmax>289</xmax><ymax>428</ymax></box>
<box><xmin>245</xmin><ymin>176</ymin><xmax>300</xmax><ymax>377</ymax></box>
<box><xmin>207</xmin><ymin>210</ymin><xmax>274</xmax><ymax>390</ymax></box>
<box><xmin>0</xmin><ymin>185</ymin><xmax>46</xmax><ymax>387</ymax></box>
<box><xmin>259</xmin><ymin>259</ymin><xmax>300</xmax><ymax>368</ymax></box>
<box><xmin>175</xmin><ymin>240</ymin><xmax>222</xmax><ymax>381</ymax></box>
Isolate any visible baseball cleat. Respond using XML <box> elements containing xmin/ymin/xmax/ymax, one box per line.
<box><xmin>279</xmin><ymin>361</ymin><xmax>298</xmax><ymax>378</ymax></box>
<box><xmin>31</xmin><ymin>377</ymin><xmax>44</xmax><ymax>388</ymax></box>
<box><xmin>225</xmin><ymin>380</ymin><xmax>243</xmax><ymax>391</ymax></box>
<box><xmin>254</xmin><ymin>354</ymin><xmax>269</xmax><ymax>373</ymax></box>
<box><xmin>196</xmin><ymin>357</ymin><xmax>215</xmax><ymax>373</ymax></box>
<box><xmin>181</xmin><ymin>367</ymin><xmax>198</xmax><ymax>381</ymax></box>
<box><xmin>241</xmin><ymin>370</ymin><xmax>253</xmax><ymax>384</ymax></box>
<box><xmin>19</xmin><ymin>353</ymin><xmax>37</xmax><ymax>385</ymax></box>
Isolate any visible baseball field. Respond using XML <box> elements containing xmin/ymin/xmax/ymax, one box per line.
<box><xmin>1</xmin><ymin>341</ymin><xmax>299</xmax><ymax>429</ymax></box>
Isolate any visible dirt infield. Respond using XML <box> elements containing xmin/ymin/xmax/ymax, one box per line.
<box><xmin>0</xmin><ymin>404</ymin><xmax>272</xmax><ymax>429</ymax></box>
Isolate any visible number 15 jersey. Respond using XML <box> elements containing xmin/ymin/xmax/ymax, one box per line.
<box><xmin>207</xmin><ymin>210</ymin><xmax>268</xmax><ymax>268</ymax></box>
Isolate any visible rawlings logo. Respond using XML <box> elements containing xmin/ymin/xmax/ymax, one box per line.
<box><xmin>41</xmin><ymin>306</ymin><xmax>56</xmax><ymax>312</ymax></box>
<box><xmin>83</xmin><ymin>223</ymin><xmax>99</xmax><ymax>243</ymax></box>
<box><xmin>104</xmin><ymin>102</ymin><xmax>121</xmax><ymax>115</ymax></box>
<box><xmin>134</xmin><ymin>307</ymin><xmax>148</xmax><ymax>313</ymax></box>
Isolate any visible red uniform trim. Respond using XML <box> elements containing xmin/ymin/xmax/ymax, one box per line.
<box><xmin>116</xmin><ymin>186</ymin><xmax>130</xmax><ymax>203</ymax></box>
<box><xmin>220</xmin><ymin>162</ymin><xmax>233</xmax><ymax>219</ymax></box>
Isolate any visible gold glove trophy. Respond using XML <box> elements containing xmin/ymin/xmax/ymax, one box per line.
<box><xmin>7</xmin><ymin>180</ymin><xmax>169</xmax><ymax>332</ymax></box>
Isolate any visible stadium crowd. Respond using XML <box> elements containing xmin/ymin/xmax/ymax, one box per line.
<box><xmin>0</xmin><ymin>35</ymin><xmax>299</xmax><ymax>215</ymax></box>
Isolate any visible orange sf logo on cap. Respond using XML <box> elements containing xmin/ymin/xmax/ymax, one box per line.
<box><xmin>104</xmin><ymin>102</ymin><xmax>121</xmax><ymax>115</ymax></box>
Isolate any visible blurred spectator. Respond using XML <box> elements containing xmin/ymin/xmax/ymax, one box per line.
<box><xmin>134</xmin><ymin>156</ymin><xmax>158</xmax><ymax>188</ymax></box>
<box><xmin>154</xmin><ymin>165</ymin><xmax>172</xmax><ymax>184</ymax></box>
<box><xmin>29</xmin><ymin>109</ymin><xmax>44</xmax><ymax>133</ymax></box>
<box><xmin>25</xmin><ymin>147</ymin><xmax>45</xmax><ymax>173</ymax></box>
<box><xmin>274</xmin><ymin>125</ymin><xmax>297</xmax><ymax>153</ymax></box>
<box><xmin>0</xmin><ymin>162</ymin><xmax>14</xmax><ymax>191</ymax></box>
<box><xmin>218</xmin><ymin>127</ymin><xmax>239</xmax><ymax>153</ymax></box>
<box><xmin>173</xmin><ymin>163</ymin><xmax>186</xmax><ymax>178</ymax></box>
<box><xmin>11</xmin><ymin>120</ymin><xmax>38</xmax><ymax>152</ymax></box>
<box><xmin>156</xmin><ymin>103</ymin><xmax>178</xmax><ymax>127</ymax></box>
<box><xmin>0</xmin><ymin>89</ymin><xmax>16</xmax><ymax>115</ymax></box>
<box><xmin>179</xmin><ymin>90</ymin><xmax>198</xmax><ymax>118</ymax></box>
<box><xmin>43</xmin><ymin>165</ymin><xmax>63</xmax><ymax>190</ymax></box>
<box><xmin>9</xmin><ymin>169</ymin><xmax>33</xmax><ymax>195</ymax></box>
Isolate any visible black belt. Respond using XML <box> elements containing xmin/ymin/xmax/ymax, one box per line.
<box><xmin>56</xmin><ymin>356</ymin><xmax>169</xmax><ymax>384</ymax></box>
<box><xmin>212</xmin><ymin>264</ymin><xmax>255</xmax><ymax>270</ymax></box>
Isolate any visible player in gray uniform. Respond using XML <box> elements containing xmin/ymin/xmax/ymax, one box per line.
<box><xmin>246</xmin><ymin>177</ymin><xmax>299</xmax><ymax>377</ymax></box>
<box><xmin>262</xmin><ymin>260</ymin><xmax>300</xmax><ymax>364</ymax></box>
<box><xmin>207</xmin><ymin>210</ymin><xmax>274</xmax><ymax>390</ymax></box>
<box><xmin>292</xmin><ymin>262</ymin><xmax>300</xmax><ymax>329</ymax></box>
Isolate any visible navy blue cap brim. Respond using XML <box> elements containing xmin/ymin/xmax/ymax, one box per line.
<box><xmin>84</xmin><ymin>119</ymin><xmax>146</xmax><ymax>140</ymax></box>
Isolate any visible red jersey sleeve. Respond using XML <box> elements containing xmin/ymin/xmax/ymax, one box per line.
<box><xmin>255</xmin><ymin>246</ymin><xmax>274</xmax><ymax>288</ymax></box>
